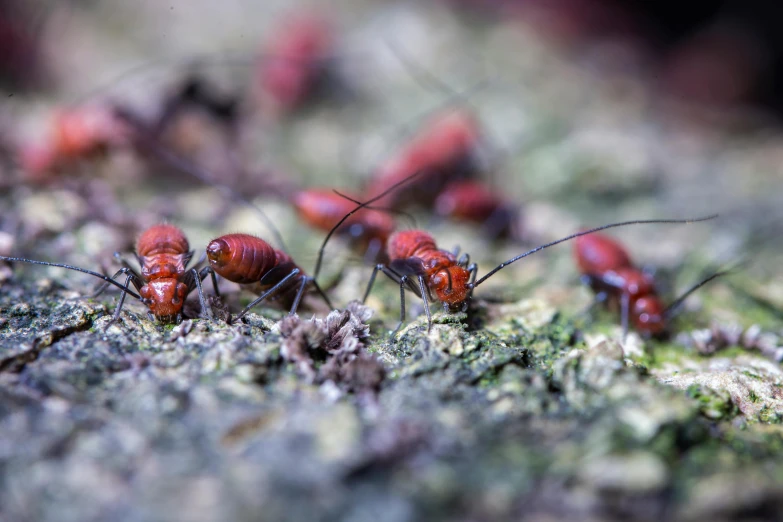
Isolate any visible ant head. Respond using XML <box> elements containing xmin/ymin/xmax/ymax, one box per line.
<box><xmin>206</xmin><ymin>238</ymin><xmax>231</xmax><ymax>268</ymax></box>
<box><xmin>430</xmin><ymin>265</ymin><xmax>472</xmax><ymax>307</ymax></box>
<box><xmin>140</xmin><ymin>280</ymin><xmax>188</xmax><ymax>320</ymax></box>
<box><xmin>632</xmin><ymin>296</ymin><xmax>666</xmax><ymax>335</ymax></box>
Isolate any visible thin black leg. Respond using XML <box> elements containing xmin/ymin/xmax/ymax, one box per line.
<box><xmin>418</xmin><ymin>274</ymin><xmax>432</xmax><ymax>332</ymax></box>
<box><xmin>457</xmin><ymin>253</ymin><xmax>470</xmax><ymax>268</ymax></box>
<box><xmin>104</xmin><ymin>273</ymin><xmax>136</xmax><ymax>329</ymax></box>
<box><xmin>190</xmin><ymin>267</ymin><xmax>213</xmax><ymax>320</ymax></box>
<box><xmin>288</xmin><ymin>277</ymin><xmax>309</xmax><ymax>315</ymax></box>
<box><xmin>390</xmin><ymin>275</ymin><xmax>408</xmax><ymax>337</ymax></box>
<box><xmin>362</xmin><ymin>264</ymin><xmax>386</xmax><ymax>303</ymax></box>
<box><xmin>90</xmin><ymin>267</ymin><xmax>143</xmax><ymax>298</ymax></box>
<box><xmin>233</xmin><ymin>269</ymin><xmax>301</xmax><ymax>322</ymax></box>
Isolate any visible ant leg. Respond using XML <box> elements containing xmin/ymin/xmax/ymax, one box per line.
<box><xmin>390</xmin><ymin>276</ymin><xmax>408</xmax><ymax>338</ymax></box>
<box><xmin>190</xmin><ymin>268</ymin><xmax>213</xmax><ymax>320</ymax></box>
<box><xmin>417</xmin><ymin>274</ymin><xmax>433</xmax><ymax>332</ymax></box>
<box><xmin>466</xmin><ymin>262</ymin><xmax>478</xmax><ymax>301</ymax></box>
<box><xmin>104</xmin><ymin>273</ymin><xmax>136</xmax><ymax>329</ymax></box>
<box><xmin>310</xmin><ymin>279</ymin><xmax>334</xmax><ymax>310</ymax></box>
<box><xmin>113</xmin><ymin>252</ymin><xmax>138</xmax><ymax>271</ymax></box>
<box><xmin>457</xmin><ymin>253</ymin><xmax>470</xmax><ymax>268</ymax></box>
<box><xmin>288</xmin><ymin>277</ymin><xmax>309</xmax><ymax>315</ymax></box>
<box><xmin>90</xmin><ymin>267</ymin><xmax>143</xmax><ymax>298</ymax></box>
<box><xmin>362</xmin><ymin>264</ymin><xmax>386</xmax><ymax>303</ymax></box>
<box><xmin>451</xmin><ymin>245</ymin><xmax>461</xmax><ymax>257</ymax></box>
<box><xmin>233</xmin><ymin>269</ymin><xmax>301</xmax><ymax>323</ymax></box>
<box><xmin>195</xmin><ymin>266</ymin><xmax>221</xmax><ymax>298</ymax></box>
<box><xmin>620</xmin><ymin>292</ymin><xmax>630</xmax><ymax>342</ymax></box>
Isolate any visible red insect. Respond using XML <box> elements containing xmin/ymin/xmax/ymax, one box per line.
<box><xmin>575</xmin><ymin>232</ymin><xmax>730</xmax><ymax>337</ymax></box>
<box><xmin>205</xmin><ymin>233</ymin><xmax>332</xmax><ymax>322</ymax></box>
<box><xmin>325</xmin><ymin>184</ymin><xmax>715</xmax><ymax>335</ymax></box>
<box><xmin>0</xmin><ymin>224</ymin><xmax>215</xmax><ymax>325</ymax></box>
<box><xmin>364</xmin><ymin>109</ymin><xmax>486</xmax><ymax>209</ymax></box>
<box><xmin>433</xmin><ymin>180</ymin><xmax>522</xmax><ymax>240</ymax></box>
<box><xmin>17</xmin><ymin>106</ymin><xmax>129</xmax><ymax>180</ymax></box>
<box><xmin>292</xmin><ymin>188</ymin><xmax>396</xmax><ymax>262</ymax></box>
<box><xmin>256</xmin><ymin>11</ymin><xmax>335</xmax><ymax>113</ymax></box>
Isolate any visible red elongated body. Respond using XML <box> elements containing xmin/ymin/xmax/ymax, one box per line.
<box><xmin>206</xmin><ymin>233</ymin><xmax>329</xmax><ymax>318</ymax></box>
<box><xmin>574</xmin><ymin>232</ymin><xmax>633</xmax><ymax>276</ymax></box>
<box><xmin>292</xmin><ymin>189</ymin><xmax>395</xmax><ymax>250</ymax></box>
<box><xmin>257</xmin><ymin>11</ymin><xmax>333</xmax><ymax>112</ymax></box>
<box><xmin>365</xmin><ymin>109</ymin><xmax>484</xmax><ymax>209</ymax></box>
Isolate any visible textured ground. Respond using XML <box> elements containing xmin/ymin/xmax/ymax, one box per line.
<box><xmin>2</xmin><ymin>1</ymin><xmax>783</xmax><ymax>521</ymax></box>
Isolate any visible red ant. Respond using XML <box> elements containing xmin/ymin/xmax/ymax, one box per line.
<box><xmin>255</xmin><ymin>10</ymin><xmax>336</xmax><ymax>114</ymax></box>
<box><xmin>433</xmin><ymin>180</ymin><xmax>522</xmax><ymax>241</ymax></box>
<box><xmin>364</xmin><ymin>109</ymin><xmax>487</xmax><ymax>209</ymax></box>
<box><xmin>575</xmin><ymin>232</ymin><xmax>733</xmax><ymax>337</ymax></box>
<box><xmin>292</xmin><ymin>188</ymin><xmax>397</xmax><ymax>264</ymax></box>
<box><xmin>17</xmin><ymin>106</ymin><xmax>129</xmax><ymax>180</ymax></box>
<box><xmin>205</xmin><ymin>233</ymin><xmax>332</xmax><ymax>323</ymax></box>
<box><xmin>0</xmin><ymin>224</ymin><xmax>216</xmax><ymax>326</ymax></box>
<box><xmin>319</xmin><ymin>179</ymin><xmax>716</xmax><ymax>335</ymax></box>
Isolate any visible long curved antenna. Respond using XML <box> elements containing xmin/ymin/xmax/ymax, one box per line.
<box><xmin>663</xmin><ymin>260</ymin><xmax>746</xmax><ymax>319</ymax></box>
<box><xmin>333</xmin><ymin>189</ymin><xmax>418</xmax><ymax>227</ymax></box>
<box><xmin>0</xmin><ymin>256</ymin><xmax>142</xmax><ymax>299</ymax></box>
<box><xmin>313</xmin><ymin>170</ymin><xmax>423</xmax><ymax>280</ymax></box>
<box><xmin>472</xmin><ymin>215</ymin><xmax>718</xmax><ymax>287</ymax></box>
<box><xmin>113</xmin><ymin>107</ymin><xmax>289</xmax><ymax>253</ymax></box>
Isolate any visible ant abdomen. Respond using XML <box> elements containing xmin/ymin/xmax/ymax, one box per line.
<box><xmin>206</xmin><ymin>234</ymin><xmax>280</xmax><ymax>284</ymax></box>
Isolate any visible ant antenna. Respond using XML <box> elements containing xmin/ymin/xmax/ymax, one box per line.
<box><xmin>112</xmin><ymin>107</ymin><xmax>290</xmax><ymax>253</ymax></box>
<box><xmin>472</xmin><ymin>215</ymin><xmax>719</xmax><ymax>287</ymax></box>
<box><xmin>0</xmin><ymin>256</ymin><xmax>142</xmax><ymax>299</ymax></box>
<box><xmin>663</xmin><ymin>260</ymin><xmax>746</xmax><ymax>319</ymax></box>
<box><xmin>332</xmin><ymin>190</ymin><xmax>418</xmax><ymax>228</ymax></box>
<box><xmin>313</xmin><ymin>170</ymin><xmax>423</xmax><ymax>280</ymax></box>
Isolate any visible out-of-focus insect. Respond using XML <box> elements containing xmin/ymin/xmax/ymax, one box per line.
<box><xmin>17</xmin><ymin>106</ymin><xmax>129</xmax><ymax>180</ymax></box>
<box><xmin>0</xmin><ymin>224</ymin><xmax>216</xmax><ymax>325</ymax></box>
<box><xmin>256</xmin><ymin>10</ymin><xmax>336</xmax><ymax>113</ymax></box>
<box><xmin>433</xmin><ymin>180</ymin><xmax>522</xmax><ymax>240</ymax></box>
<box><xmin>364</xmin><ymin>109</ymin><xmax>487</xmax><ymax>209</ymax></box>
<box><xmin>322</xmin><ymin>180</ymin><xmax>717</xmax><ymax>335</ymax></box>
<box><xmin>575</xmin><ymin>232</ymin><xmax>733</xmax><ymax>337</ymax></box>
<box><xmin>292</xmin><ymin>188</ymin><xmax>396</xmax><ymax>264</ymax></box>
<box><xmin>205</xmin><ymin>233</ymin><xmax>332</xmax><ymax>323</ymax></box>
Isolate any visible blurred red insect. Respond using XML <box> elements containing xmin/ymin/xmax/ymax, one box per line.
<box><xmin>575</xmin><ymin>232</ymin><xmax>732</xmax><ymax>337</ymax></box>
<box><xmin>433</xmin><ymin>180</ymin><xmax>522</xmax><ymax>240</ymax></box>
<box><xmin>0</xmin><ymin>224</ymin><xmax>215</xmax><ymax>325</ymax></box>
<box><xmin>205</xmin><ymin>233</ymin><xmax>332</xmax><ymax>322</ymax></box>
<box><xmin>292</xmin><ymin>188</ymin><xmax>396</xmax><ymax>263</ymax></box>
<box><xmin>17</xmin><ymin>106</ymin><xmax>129</xmax><ymax>180</ymax></box>
<box><xmin>256</xmin><ymin>11</ymin><xmax>335</xmax><ymax>113</ymax></box>
<box><xmin>364</xmin><ymin>109</ymin><xmax>487</xmax><ymax>209</ymax></box>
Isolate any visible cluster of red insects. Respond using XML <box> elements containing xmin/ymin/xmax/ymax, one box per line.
<box><xmin>1</xmin><ymin>9</ymin><xmax>725</xmax><ymax>340</ymax></box>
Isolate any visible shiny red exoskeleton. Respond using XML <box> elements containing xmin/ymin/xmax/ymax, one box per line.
<box><xmin>364</xmin><ymin>109</ymin><xmax>486</xmax><ymax>209</ymax></box>
<box><xmin>292</xmin><ymin>189</ymin><xmax>395</xmax><ymax>259</ymax></box>
<box><xmin>256</xmin><ymin>11</ymin><xmax>334</xmax><ymax>113</ymax></box>
<box><xmin>206</xmin><ymin>233</ymin><xmax>332</xmax><ymax>321</ymax></box>
<box><xmin>433</xmin><ymin>180</ymin><xmax>521</xmax><ymax>240</ymax></box>
<box><xmin>0</xmin><ymin>224</ymin><xmax>215</xmax><ymax>326</ymax></box>
<box><xmin>17</xmin><ymin>106</ymin><xmax>129</xmax><ymax>180</ymax></box>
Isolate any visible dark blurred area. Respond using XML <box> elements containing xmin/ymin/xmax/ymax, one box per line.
<box><xmin>450</xmin><ymin>0</ymin><xmax>783</xmax><ymax>117</ymax></box>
